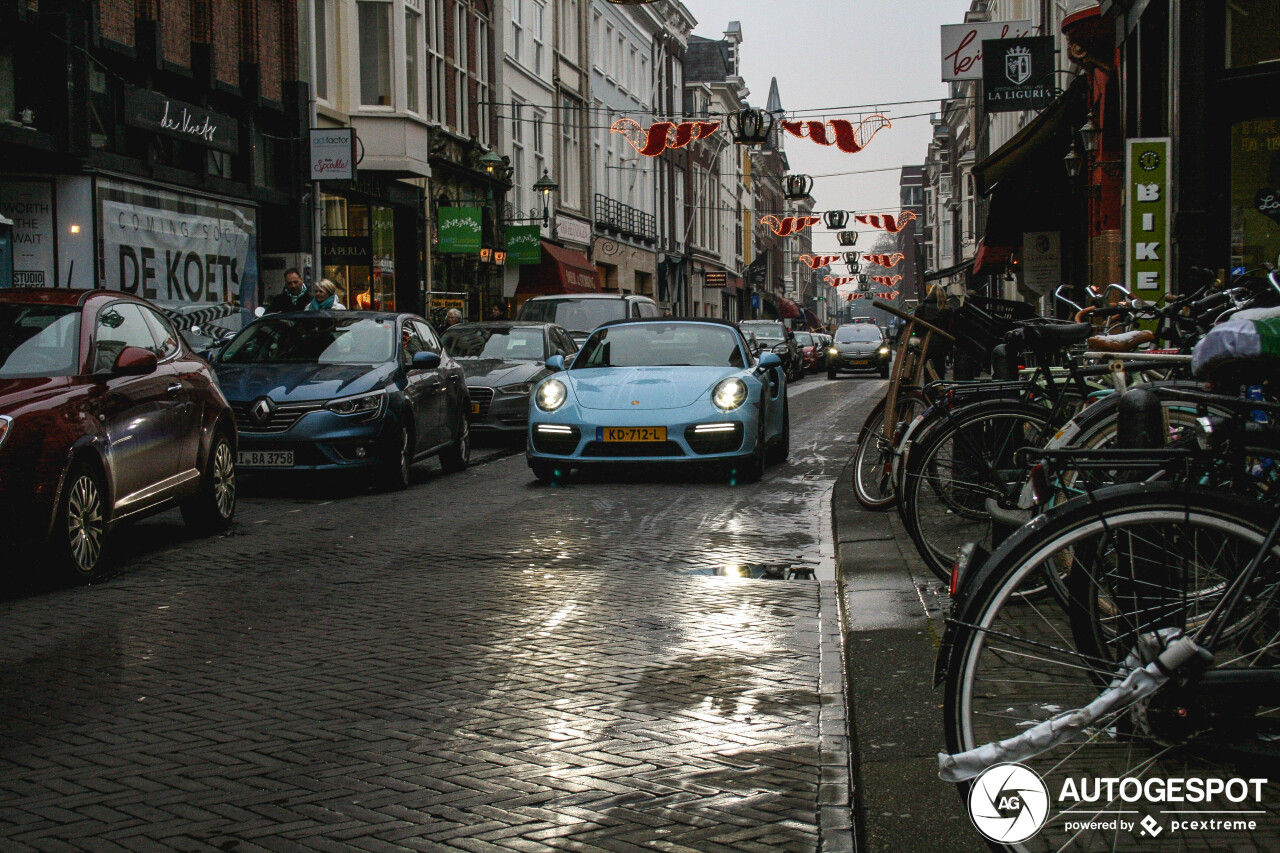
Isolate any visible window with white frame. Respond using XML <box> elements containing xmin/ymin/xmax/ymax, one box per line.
<box><xmin>638</xmin><ymin>56</ymin><xmax>648</xmax><ymax>98</ymax></box>
<box><xmin>628</xmin><ymin>46</ymin><xmax>636</xmax><ymax>91</ymax></box>
<box><xmin>615</xmin><ymin>34</ymin><xmax>624</xmax><ymax>82</ymax></box>
<box><xmin>509</xmin><ymin>0</ymin><xmax>523</xmax><ymax>65</ymax></box>
<box><xmin>405</xmin><ymin>0</ymin><xmax>422</xmax><ymax>114</ymax></box>
<box><xmin>531</xmin><ymin>1</ymin><xmax>545</xmax><ymax>76</ymax></box>
<box><xmin>591</xmin><ymin>10</ymin><xmax>601</xmax><ymax>69</ymax></box>
<box><xmin>558</xmin><ymin>0</ymin><xmax>578</xmax><ymax>64</ymax></box>
<box><xmin>532</xmin><ymin>113</ymin><xmax>545</xmax><ymax>156</ymax></box>
<box><xmin>452</xmin><ymin>1</ymin><xmax>469</xmax><ymax>134</ymax></box>
<box><xmin>603</xmin><ymin>23</ymin><xmax>612</xmax><ymax>77</ymax></box>
<box><xmin>357</xmin><ymin>0</ymin><xmax>392</xmax><ymax>106</ymax></box>
<box><xmin>560</xmin><ymin>95</ymin><xmax>581</xmax><ymax>209</ymax></box>
<box><xmin>511</xmin><ymin>97</ymin><xmax>526</xmax><ymax>213</ymax></box>
<box><xmin>476</xmin><ymin>17</ymin><xmax>490</xmax><ymax>144</ymax></box>
<box><xmin>313</xmin><ymin>0</ymin><xmax>332</xmax><ymax>101</ymax></box>
<box><xmin>428</xmin><ymin>0</ymin><xmax>446</xmax><ymax>122</ymax></box>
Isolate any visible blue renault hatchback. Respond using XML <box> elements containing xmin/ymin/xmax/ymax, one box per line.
<box><xmin>213</xmin><ymin>311</ymin><xmax>470</xmax><ymax>488</ymax></box>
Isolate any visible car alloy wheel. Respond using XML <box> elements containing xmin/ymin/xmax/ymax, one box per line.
<box><xmin>65</xmin><ymin>470</ymin><xmax>105</xmax><ymax>576</ymax></box>
<box><xmin>211</xmin><ymin>440</ymin><xmax>236</xmax><ymax>519</ymax></box>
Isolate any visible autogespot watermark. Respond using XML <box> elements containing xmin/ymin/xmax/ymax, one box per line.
<box><xmin>966</xmin><ymin>764</ymin><xmax>1270</xmax><ymax>843</ymax></box>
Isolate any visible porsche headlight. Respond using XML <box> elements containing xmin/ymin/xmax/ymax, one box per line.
<box><xmin>325</xmin><ymin>389</ymin><xmax>386</xmax><ymax>418</ymax></box>
<box><xmin>497</xmin><ymin>382</ymin><xmax>535</xmax><ymax>395</ymax></box>
<box><xmin>535</xmin><ymin>378</ymin><xmax>567</xmax><ymax>412</ymax></box>
<box><xmin>712</xmin><ymin>378</ymin><xmax>749</xmax><ymax>412</ymax></box>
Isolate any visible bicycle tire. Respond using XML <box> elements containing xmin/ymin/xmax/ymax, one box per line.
<box><xmin>941</xmin><ymin>484</ymin><xmax>1280</xmax><ymax>853</ymax></box>
<box><xmin>899</xmin><ymin>400</ymin><xmax>1053</xmax><ymax>581</ymax></box>
<box><xmin>853</xmin><ymin>389</ymin><xmax>928</xmax><ymax>510</ymax></box>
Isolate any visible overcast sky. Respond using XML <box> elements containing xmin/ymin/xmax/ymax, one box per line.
<box><xmin>688</xmin><ymin>0</ymin><xmax>972</xmax><ymax>255</ymax></box>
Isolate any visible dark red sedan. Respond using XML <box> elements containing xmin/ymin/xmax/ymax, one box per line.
<box><xmin>0</xmin><ymin>290</ymin><xmax>237</xmax><ymax>582</ymax></box>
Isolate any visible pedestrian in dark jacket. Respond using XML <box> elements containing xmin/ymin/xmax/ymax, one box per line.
<box><xmin>268</xmin><ymin>268</ymin><xmax>311</xmax><ymax>313</ymax></box>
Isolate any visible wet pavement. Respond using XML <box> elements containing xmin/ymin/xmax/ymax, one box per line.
<box><xmin>0</xmin><ymin>374</ymin><xmax>882</xmax><ymax>852</ymax></box>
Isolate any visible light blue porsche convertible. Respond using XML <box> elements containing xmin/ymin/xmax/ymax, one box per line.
<box><xmin>526</xmin><ymin>318</ymin><xmax>789</xmax><ymax>483</ymax></box>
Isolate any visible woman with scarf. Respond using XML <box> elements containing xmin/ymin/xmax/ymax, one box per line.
<box><xmin>307</xmin><ymin>279</ymin><xmax>346</xmax><ymax>310</ymax></box>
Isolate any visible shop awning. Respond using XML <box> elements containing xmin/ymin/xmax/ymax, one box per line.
<box><xmin>974</xmin><ymin>77</ymin><xmax>1087</xmax><ymax>196</ymax></box>
<box><xmin>517</xmin><ymin>241</ymin><xmax>601</xmax><ymax>296</ymax></box>
<box><xmin>778</xmin><ymin>297</ymin><xmax>802</xmax><ymax>319</ymax></box>
<box><xmin>972</xmin><ymin>240</ymin><xmax>1014</xmax><ymax>275</ymax></box>
<box><xmin>802</xmin><ymin>309</ymin><xmax>824</xmax><ymax>329</ymax></box>
<box><xmin>924</xmin><ymin>258</ymin><xmax>974</xmax><ymax>283</ymax></box>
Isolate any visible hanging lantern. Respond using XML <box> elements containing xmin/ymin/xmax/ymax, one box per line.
<box><xmin>823</xmin><ymin>210</ymin><xmax>849</xmax><ymax>230</ymax></box>
<box><xmin>783</xmin><ymin>174</ymin><xmax>814</xmax><ymax>201</ymax></box>
<box><xmin>842</xmin><ymin>251</ymin><xmax>860</xmax><ymax>265</ymax></box>
<box><xmin>848</xmin><ymin>261</ymin><xmax>861</xmax><ymax>274</ymax></box>
<box><xmin>728</xmin><ymin>108</ymin><xmax>774</xmax><ymax>146</ymax></box>
<box><xmin>837</xmin><ymin>230</ymin><xmax>858</xmax><ymax>247</ymax></box>
<box><xmin>856</xmin><ymin>273</ymin><xmax>869</xmax><ymax>292</ymax></box>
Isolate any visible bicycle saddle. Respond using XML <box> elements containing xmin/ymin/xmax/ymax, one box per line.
<box><xmin>1005</xmin><ymin>323</ymin><xmax>1092</xmax><ymax>351</ymax></box>
<box><xmin>1087</xmin><ymin>329</ymin><xmax>1157</xmax><ymax>352</ymax></box>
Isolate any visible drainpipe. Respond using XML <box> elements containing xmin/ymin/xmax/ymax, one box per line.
<box><xmin>305</xmin><ymin>0</ymin><xmax>323</xmax><ymax>286</ymax></box>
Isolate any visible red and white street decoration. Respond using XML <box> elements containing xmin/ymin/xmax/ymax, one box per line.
<box><xmin>780</xmin><ymin>115</ymin><xmax>892</xmax><ymax>154</ymax></box>
<box><xmin>824</xmin><ymin>275</ymin><xmax>859</xmax><ymax>287</ymax></box>
<box><xmin>761</xmin><ymin>215</ymin><xmax>821</xmax><ymax>237</ymax></box>
<box><xmin>854</xmin><ymin>211</ymin><xmax>918</xmax><ymax>233</ymax></box>
<box><xmin>610</xmin><ymin>119</ymin><xmax>720</xmax><ymax>157</ymax></box>
<box><xmin>800</xmin><ymin>254</ymin><xmax>842</xmax><ymax>269</ymax></box>
<box><xmin>871</xmin><ymin>274</ymin><xmax>903</xmax><ymax>287</ymax></box>
<box><xmin>846</xmin><ymin>293</ymin><xmax>867</xmax><ymax>301</ymax></box>
<box><xmin>862</xmin><ymin>252</ymin><xmax>905</xmax><ymax>268</ymax></box>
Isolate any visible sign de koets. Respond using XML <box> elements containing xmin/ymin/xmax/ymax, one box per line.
<box><xmin>123</xmin><ymin>88</ymin><xmax>238</xmax><ymax>154</ymax></box>
<box><xmin>309</xmin><ymin>128</ymin><xmax>357</xmax><ymax>181</ymax></box>
<box><xmin>98</xmin><ymin>178</ymin><xmax>257</xmax><ymax>306</ymax></box>
<box><xmin>941</xmin><ymin>19</ymin><xmax>1033</xmax><ymax>81</ymax></box>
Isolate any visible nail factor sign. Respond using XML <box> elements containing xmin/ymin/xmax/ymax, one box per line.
<box><xmin>982</xmin><ymin>37</ymin><xmax>1056</xmax><ymax>113</ymax></box>
<box><xmin>124</xmin><ymin>89</ymin><xmax>238</xmax><ymax>154</ymax></box>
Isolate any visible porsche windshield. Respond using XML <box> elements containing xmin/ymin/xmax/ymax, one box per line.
<box><xmin>220</xmin><ymin>316</ymin><xmax>397</xmax><ymax>364</ymax></box>
<box><xmin>573</xmin><ymin>324</ymin><xmax>745</xmax><ymax>368</ymax></box>
<box><xmin>443</xmin><ymin>325</ymin><xmax>548</xmax><ymax>360</ymax></box>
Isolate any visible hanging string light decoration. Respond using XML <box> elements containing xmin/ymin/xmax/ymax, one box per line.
<box><xmin>836</xmin><ymin>230</ymin><xmax>858</xmax><ymax>247</ymax></box>
<box><xmin>779</xmin><ymin>115</ymin><xmax>892</xmax><ymax>154</ymax></box>
<box><xmin>823</xmin><ymin>210</ymin><xmax>849</xmax><ymax>229</ymax></box>
<box><xmin>760</xmin><ymin>215</ymin><xmax>821</xmax><ymax>237</ymax></box>
<box><xmin>871</xmin><ymin>274</ymin><xmax>904</xmax><ymax>288</ymax></box>
<box><xmin>824</xmin><ymin>275</ymin><xmax>858</xmax><ymax>287</ymax></box>
<box><xmin>855</xmin><ymin>211</ymin><xmax>918</xmax><ymax>233</ymax></box>
<box><xmin>783</xmin><ymin>174</ymin><xmax>814</xmax><ymax>201</ymax></box>
<box><xmin>863</xmin><ymin>252</ymin><xmax>906</xmax><ymax>268</ymax></box>
<box><xmin>799</xmin><ymin>254</ymin><xmax>841</xmax><ymax>269</ymax></box>
<box><xmin>846</xmin><ymin>293</ymin><xmax>865</xmax><ymax>301</ymax></box>
<box><xmin>728</xmin><ymin>108</ymin><xmax>775</xmax><ymax>146</ymax></box>
<box><xmin>610</xmin><ymin>119</ymin><xmax>720</xmax><ymax>157</ymax></box>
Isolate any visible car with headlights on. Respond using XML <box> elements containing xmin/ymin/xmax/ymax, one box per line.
<box><xmin>526</xmin><ymin>318</ymin><xmax>789</xmax><ymax>483</ymax></box>
<box><xmin>442</xmin><ymin>321</ymin><xmax>577</xmax><ymax>435</ymax></box>
<box><xmin>212</xmin><ymin>311</ymin><xmax>470</xmax><ymax>488</ymax></box>
<box><xmin>738</xmin><ymin>320</ymin><xmax>804</xmax><ymax>381</ymax></box>
<box><xmin>827</xmin><ymin>322</ymin><xmax>892</xmax><ymax>379</ymax></box>
<box><xmin>0</xmin><ymin>289</ymin><xmax>237</xmax><ymax>583</ymax></box>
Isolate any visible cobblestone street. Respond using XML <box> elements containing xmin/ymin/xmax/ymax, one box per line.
<box><xmin>0</xmin><ymin>377</ymin><xmax>881</xmax><ymax>852</ymax></box>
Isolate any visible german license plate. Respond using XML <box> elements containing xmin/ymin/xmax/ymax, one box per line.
<box><xmin>470</xmin><ymin>402</ymin><xmax>481</xmax><ymax>415</ymax></box>
<box><xmin>597</xmin><ymin>427</ymin><xmax>667</xmax><ymax>442</ymax></box>
<box><xmin>238</xmin><ymin>450</ymin><xmax>294</xmax><ymax>467</ymax></box>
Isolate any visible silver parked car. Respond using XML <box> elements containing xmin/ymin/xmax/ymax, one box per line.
<box><xmin>442</xmin><ymin>321</ymin><xmax>578</xmax><ymax>434</ymax></box>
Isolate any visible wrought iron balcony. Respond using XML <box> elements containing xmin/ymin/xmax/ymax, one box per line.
<box><xmin>594</xmin><ymin>194</ymin><xmax>657</xmax><ymax>243</ymax></box>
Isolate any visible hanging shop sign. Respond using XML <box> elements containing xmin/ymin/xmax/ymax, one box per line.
<box><xmin>98</xmin><ymin>178</ymin><xmax>257</xmax><ymax>305</ymax></box>
<box><xmin>704</xmin><ymin>270</ymin><xmax>727</xmax><ymax>287</ymax></box>
<box><xmin>555</xmin><ymin>215</ymin><xmax>592</xmax><ymax>246</ymax></box>
<box><xmin>1125</xmin><ymin>138</ymin><xmax>1171</xmax><ymax>296</ymax></box>
<box><xmin>0</xmin><ymin>181</ymin><xmax>56</xmax><ymax>287</ymax></box>
<box><xmin>309</xmin><ymin>128</ymin><xmax>357</xmax><ymax>181</ymax></box>
<box><xmin>941</xmin><ymin>20</ymin><xmax>1033</xmax><ymax>81</ymax></box>
<box><xmin>123</xmin><ymin>88</ymin><xmax>238</xmax><ymax>154</ymax></box>
<box><xmin>982</xmin><ymin>37</ymin><xmax>1056</xmax><ymax>114</ymax></box>
<box><xmin>1022</xmin><ymin>231</ymin><xmax>1061</xmax><ymax>295</ymax></box>
<box><xmin>322</xmin><ymin>236</ymin><xmax>373</xmax><ymax>266</ymax></box>
<box><xmin>438</xmin><ymin>207</ymin><xmax>483</xmax><ymax>253</ymax></box>
<box><xmin>505</xmin><ymin>225</ymin><xmax>542</xmax><ymax>265</ymax></box>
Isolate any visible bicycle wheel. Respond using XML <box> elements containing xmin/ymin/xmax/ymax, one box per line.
<box><xmin>853</xmin><ymin>389</ymin><xmax>927</xmax><ymax>510</ymax></box>
<box><xmin>942</xmin><ymin>485</ymin><xmax>1280</xmax><ymax>852</ymax></box>
<box><xmin>899</xmin><ymin>401</ymin><xmax>1053</xmax><ymax>581</ymax></box>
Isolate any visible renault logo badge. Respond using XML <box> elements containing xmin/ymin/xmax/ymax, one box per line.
<box><xmin>249</xmin><ymin>396</ymin><xmax>275</xmax><ymax>427</ymax></box>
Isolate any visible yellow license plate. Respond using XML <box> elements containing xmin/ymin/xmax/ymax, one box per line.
<box><xmin>598</xmin><ymin>427</ymin><xmax>667</xmax><ymax>442</ymax></box>
<box><xmin>470</xmin><ymin>402</ymin><xmax>481</xmax><ymax>414</ymax></box>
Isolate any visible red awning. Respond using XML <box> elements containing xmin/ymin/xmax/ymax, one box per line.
<box><xmin>778</xmin><ymin>297</ymin><xmax>802</xmax><ymax>319</ymax></box>
<box><xmin>972</xmin><ymin>240</ymin><xmax>1014</xmax><ymax>275</ymax></box>
<box><xmin>517</xmin><ymin>241</ymin><xmax>601</xmax><ymax>296</ymax></box>
<box><xmin>803</xmin><ymin>309</ymin><xmax>823</xmax><ymax>330</ymax></box>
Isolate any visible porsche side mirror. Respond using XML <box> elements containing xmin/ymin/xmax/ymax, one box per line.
<box><xmin>757</xmin><ymin>352</ymin><xmax>783</xmax><ymax>372</ymax></box>
<box><xmin>546</xmin><ymin>354</ymin><xmax>565</xmax><ymax>372</ymax></box>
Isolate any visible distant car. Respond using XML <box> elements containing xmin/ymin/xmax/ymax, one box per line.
<box><xmin>0</xmin><ymin>290</ymin><xmax>237</xmax><ymax>582</ymax></box>
<box><xmin>738</xmin><ymin>320</ymin><xmax>804</xmax><ymax>381</ymax></box>
<box><xmin>793</xmin><ymin>331</ymin><xmax>822</xmax><ymax>373</ymax></box>
<box><xmin>213</xmin><ymin>311</ymin><xmax>470</xmax><ymax>488</ymax></box>
<box><xmin>516</xmin><ymin>293</ymin><xmax>660</xmax><ymax>346</ymax></box>
<box><xmin>442</xmin><ymin>321</ymin><xmax>578</xmax><ymax>435</ymax></box>
<box><xmin>828</xmin><ymin>323</ymin><xmax>892</xmax><ymax>379</ymax></box>
<box><xmin>527</xmin><ymin>318</ymin><xmax>789</xmax><ymax>482</ymax></box>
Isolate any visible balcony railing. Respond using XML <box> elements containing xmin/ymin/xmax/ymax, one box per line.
<box><xmin>594</xmin><ymin>194</ymin><xmax>657</xmax><ymax>243</ymax></box>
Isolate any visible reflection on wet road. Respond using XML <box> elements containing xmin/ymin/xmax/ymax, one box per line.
<box><xmin>0</xmin><ymin>376</ymin><xmax>883</xmax><ymax>851</ymax></box>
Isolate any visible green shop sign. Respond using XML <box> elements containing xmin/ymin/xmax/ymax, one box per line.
<box><xmin>1125</xmin><ymin>138</ymin><xmax>1170</xmax><ymax>296</ymax></box>
<box><xmin>505</xmin><ymin>225</ymin><xmax>542</xmax><ymax>265</ymax></box>
<box><xmin>437</xmin><ymin>207</ymin><xmax>482</xmax><ymax>253</ymax></box>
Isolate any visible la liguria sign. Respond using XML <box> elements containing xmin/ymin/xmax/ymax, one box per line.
<box><xmin>1125</xmin><ymin>138</ymin><xmax>1171</xmax><ymax>296</ymax></box>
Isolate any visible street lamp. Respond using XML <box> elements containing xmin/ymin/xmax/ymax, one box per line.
<box><xmin>532</xmin><ymin>169</ymin><xmax>559</xmax><ymax>227</ymax></box>
<box><xmin>479</xmin><ymin>149</ymin><xmax>505</xmax><ymax>175</ymax></box>
<box><xmin>1063</xmin><ymin>143</ymin><xmax>1083</xmax><ymax>179</ymax></box>
<box><xmin>1079</xmin><ymin>112</ymin><xmax>1101</xmax><ymax>155</ymax></box>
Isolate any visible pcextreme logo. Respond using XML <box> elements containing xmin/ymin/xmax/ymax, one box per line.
<box><xmin>968</xmin><ymin>763</ymin><xmax>1050</xmax><ymax>844</ymax></box>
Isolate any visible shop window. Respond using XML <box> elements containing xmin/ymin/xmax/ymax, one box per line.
<box><xmin>321</xmin><ymin>195</ymin><xmax>397</xmax><ymax>312</ymax></box>
<box><xmin>1229</xmin><ymin>116</ymin><xmax>1280</xmax><ymax>271</ymax></box>
<box><xmin>1226</xmin><ymin>0</ymin><xmax>1280</xmax><ymax>69</ymax></box>
<box><xmin>357</xmin><ymin>0</ymin><xmax>393</xmax><ymax>107</ymax></box>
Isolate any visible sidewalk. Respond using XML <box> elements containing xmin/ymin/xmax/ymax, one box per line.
<box><xmin>832</xmin><ymin>453</ymin><xmax>988</xmax><ymax>853</ymax></box>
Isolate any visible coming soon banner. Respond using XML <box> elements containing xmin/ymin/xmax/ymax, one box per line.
<box><xmin>97</xmin><ymin>178</ymin><xmax>259</xmax><ymax>308</ymax></box>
